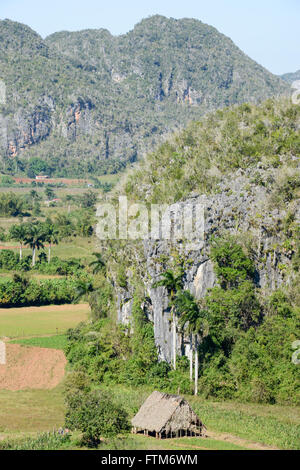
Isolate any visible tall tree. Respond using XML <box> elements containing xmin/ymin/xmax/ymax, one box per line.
<box><xmin>176</xmin><ymin>289</ymin><xmax>207</xmax><ymax>395</ymax></box>
<box><xmin>9</xmin><ymin>223</ymin><xmax>27</xmax><ymax>260</ymax></box>
<box><xmin>153</xmin><ymin>270</ymin><xmax>183</xmax><ymax>370</ymax></box>
<box><xmin>74</xmin><ymin>279</ymin><xmax>94</xmax><ymax>303</ymax></box>
<box><xmin>43</xmin><ymin>223</ymin><xmax>59</xmax><ymax>263</ymax></box>
<box><xmin>24</xmin><ymin>223</ymin><xmax>45</xmax><ymax>266</ymax></box>
<box><xmin>65</xmin><ymin>194</ymin><xmax>74</xmax><ymax>214</ymax></box>
<box><xmin>45</xmin><ymin>186</ymin><xmax>55</xmax><ymax>200</ymax></box>
<box><xmin>89</xmin><ymin>252</ymin><xmax>105</xmax><ymax>274</ymax></box>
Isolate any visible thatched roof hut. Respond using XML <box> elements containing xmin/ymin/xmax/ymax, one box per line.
<box><xmin>131</xmin><ymin>391</ymin><xmax>206</xmax><ymax>439</ymax></box>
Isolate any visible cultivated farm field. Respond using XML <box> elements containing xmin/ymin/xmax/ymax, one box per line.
<box><xmin>0</xmin><ymin>303</ymin><xmax>90</xmax><ymax>338</ymax></box>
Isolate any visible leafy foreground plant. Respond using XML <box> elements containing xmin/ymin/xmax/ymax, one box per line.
<box><xmin>0</xmin><ymin>431</ymin><xmax>71</xmax><ymax>450</ymax></box>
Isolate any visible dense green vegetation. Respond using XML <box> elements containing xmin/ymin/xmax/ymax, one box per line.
<box><xmin>64</xmin><ymin>374</ymin><xmax>129</xmax><ymax>447</ymax></box>
<box><xmin>64</xmin><ymin>237</ymin><xmax>299</xmax><ymax>405</ymax></box>
<box><xmin>125</xmin><ymin>98</ymin><xmax>300</xmax><ymax>203</ymax></box>
<box><xmin>0</xmin><ymin>16</ymin><xmax>288</xmax><ymax>177</ymax></box>
<box><xmin>0</xmin><ymin>188</ymin><xmax>97</xmax><ymax>220</ymax></box>
<box><xmin>195</xmin><ymin>239</ymin><xmax>299</xmax><ymax>404</ymax></box>
<box><xmin>62</xmin><ymin>98</ymin><xmax>300</xmax><ymax>410</ymax></box>
<box><xmin>0</xmin><ymin>272</ymin><xmax>88</xmax><ymax>307</ymax></box>
<box><xmin>0</xmin><ymin>249</ymin><xmax>85</xmax><ymax>275</ymax></box>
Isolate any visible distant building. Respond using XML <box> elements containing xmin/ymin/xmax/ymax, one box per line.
<box><xmin>45</xmin><ymin>198</ymin><xmax>61</xmax><ymax>206</ymax></box>
<box><xmin>35</xmin><ymin>175</ymin><xmax>49</xmax><ymax>180</ymax></box>
<box><xmin>131</xmin><ymin>391</ymin><xmax>206</xmax><ymax>439</ymax></box>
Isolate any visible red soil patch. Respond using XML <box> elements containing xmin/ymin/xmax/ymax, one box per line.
<box><xmin>0</xmin><ymin>343</ymin><xmax>66</xmax><ymax>391</ymax></box>
<box><xmin>13</xmin><ymin>177</ymin><xmax>90</xmax><ymax>185</ymax></box>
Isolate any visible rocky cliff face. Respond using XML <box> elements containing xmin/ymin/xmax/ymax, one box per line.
<box><xmin>6</xmin><ymin>104</ymin><xmax>52</xmax><ymax>157</ymax></box>
<box><xmin>115</xmin><ymin>166</ymin><xmax>299</xmax><ymax>362</ymax></box>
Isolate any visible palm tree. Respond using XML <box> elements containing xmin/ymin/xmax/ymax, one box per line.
<box><xmin>89</xmin><ymin>252</ymin><xmax>105</xmax><ymax>274</ymax></box>
<box><xmin>9</xmin><ymin>224</ymin><xmax>27</xmax><ymax>260</ymax></box>
<box><xmin>54</xmin><ymin>214</ymin><xmax>74</xmax><ymax>238</ymax></box>
<box><xmin>74</xmin><ymin>279</ymin><xmax>94</xmax><ymax>303</ymax></box>
<box><xmin>176</xmin><ymin>290</ymin><xmax>206</xmax><ymax>395</ymax></box>
<box><xmin>30</xmin><ymin>189</ymin><xmax>39</xmax><ymax>201</ymax></box>
<box><xmin>153</xmin><ymin>270</ymin><xmax>183</xmax><ymax>370</ymax></box>
<box><xmin>45</xmin><ymin>186</ymin><xmax>55</xmax><ymax>200</ymax></box>
<box><xmin>24</xmin><ymin>224</ymin><xmax>45</xmax><ymax>267</ymax></box>
<box><xmin>43</xmin><ymin>223</ymin><xmax>59</xmax><ymax>263</ymax></box>
<box><xmin>65</xmin><ymin>194</ymin><xmax>74</xmax><ymax>214</ymax></box>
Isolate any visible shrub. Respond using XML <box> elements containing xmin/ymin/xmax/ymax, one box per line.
<box><xmin>0</xmin><ymin>276</ymin><xmax>81</xmax><ymax>307</ymax></box>
<box><xmin>65</xmin><ymin>390</ymin><xmax>129</xmax><ymax>447</ymax></box>
<box><xmin>0</xmin><ymin>249</ymin><xmax>19</xmax><ymax>270</ymax></box>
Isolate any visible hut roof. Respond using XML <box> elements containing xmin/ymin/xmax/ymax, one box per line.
<box><xmin>131</xmin><ymin>390</ymin><xmax>203</xmax><ymax>434</ymax></box>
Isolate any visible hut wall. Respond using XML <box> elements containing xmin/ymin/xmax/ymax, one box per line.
<box><xmin>163</xmin><ymin>403</ymin><xmax>198</xmax><ymax>434</ymax></box>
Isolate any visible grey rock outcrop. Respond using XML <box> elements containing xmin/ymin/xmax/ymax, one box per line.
<box><xmin>115</xmin><ymin>168</ymin><xmax>299</xmax><ymax>362</ymax></box>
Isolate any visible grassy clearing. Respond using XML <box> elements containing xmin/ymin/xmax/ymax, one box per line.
<box><xmin>0</xmin><ymin>303</ymin><xmax>89</xmax><ymax>338</ymax></box>
<box><xmin>100</xmin><ymin>434</ymin><xmax>247</xmax><ymax>451</ymax></box>
<box><xmin>1</xmin><ymin>383</ymin><xmax>299</xmax><ymax>450</ymax></box>
<box><xmin>101</xmin><ymin>385</ymin><xmax>300</xmax><ymax>450</ymax></box>
<box><xmin>0</xmin><ymin>385</ymin><xmax>65</xmax><ymax>437</ymax></box>
<box><xmin>0</xmin><ymin>431</ymin><xmax>72</xmax><ymax>450</ymax></box>
<box><xmin>189</xmin><ymin>399</ymin><xmax>300</xmax><ymax>450</ymax></box>
<box><xmin>0</xmin><ymin>236</ymin><xmax>96</xmax><ymax>263</ymax></box>
<box><xmin>50</xmin><ymin>238</ymin><xmax>96</xmax><ymax>262</ymax></box>
<box><xmin>10</xmin><ymin>334</ymin><xmax>68</xmax><ymax>350</ymax></box>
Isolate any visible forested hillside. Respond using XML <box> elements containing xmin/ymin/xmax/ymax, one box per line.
<box><xmin>0</xmin><ymin>16</ymin><xmax>288</xmax><ymax>177</ymax></box>
<box><xmin>66</xmin><ymin>97</ymin><xmax>300</xmax><ymax>407</ymax></box>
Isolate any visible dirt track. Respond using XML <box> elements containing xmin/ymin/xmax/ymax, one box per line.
<box><xmin>0</xmin><ymin>343</ymin><xmax>66</xmax><ymax>390</ymax></box>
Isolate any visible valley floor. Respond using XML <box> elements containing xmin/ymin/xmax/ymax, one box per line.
<box><xmin>0</xmin><ymin>301</ymin><xmax>298</xmax><ymax>450</ymax></box>
<box><xmin>0</xmin><ymin>382</ymin><xmax>299</xmax><ymax>450</ymax></box>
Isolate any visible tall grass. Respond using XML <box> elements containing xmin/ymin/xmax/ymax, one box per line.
<box><xmin>189</xmin><ymin>400</ymin><xmax>300</xmax><ymax>450</ymax></box>
<box><xmin>99</xmin><ymin>384</ymin><xmax>300</xmax><ymax>450</ymax></box>
<box><xmin>0</xmin><ymin>431</ymin><xmax>71</xmax><ymax>450</ymax></box>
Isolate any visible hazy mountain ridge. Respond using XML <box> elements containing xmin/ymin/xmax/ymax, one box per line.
<box><xmin>0</xmin><ymin>15</ymin><xmax>289</xmax><ymax>177</ymax></box>
<box><xmin>281</xmin><ymin>69</ymin><xmax>300</xmax><ymax>84</ymax></box>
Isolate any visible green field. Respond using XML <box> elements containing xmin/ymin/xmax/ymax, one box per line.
<box><xmin>0</xmin><ymin>304</ymin><xmax>89</xmax><ymax>338</ymax></box>
<box><xmin>0</xmin><ymin>386</ymin><xmax>65</xmax><ymax>438</ymax></box>
<box><xmin>1</xmin><ymin>301</ymin><xmax>298</xmax><ymax>450</ymax></box>
<box><xmin>0</xmin><ymin>236</ymin><xmax>96</xmax><ymax>263</ymax></box>
<box><xmin>1</xmin><ymin>383</ymin><xmax>299</xmax><ymax>449</ymax></box>
<box><xmin>106</xmin><ymin>385</ymin><xmax>300</xmax><ymax>450</ymax></box>
<box><xmin>10</xmin><ymin>334</ymin><xmax>68</xmax><ymax>349</ymax></box>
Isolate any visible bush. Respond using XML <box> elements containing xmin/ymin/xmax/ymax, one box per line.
<box><xmin>88</xmin><ymin>277</ymin><xmax>114</xmax><ymax>320</ymax></box>
<box><xmin>36</xmin><ymin>256</ymin><xmax>84</xmax><ymax>275</ymax></box>
<box><xmin>0</xmin><ymin>276</ymin><xmax>81</xmax><ymax>307</ymax></box>
<box><xmin>0</xmin><ymin>249</ymin><xmax>19</xmax><ymax>270</ymax></box>
<box><xmin>229</xmin><ymin>312</ymin><xmax>300</xmax><ymax>405</ymax></box>
<box><xmin>65</xmin><ymin>390</ymin><xmax>129</xmax><ymax>447</ymax></box>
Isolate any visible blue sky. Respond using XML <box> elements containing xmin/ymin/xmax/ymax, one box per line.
<box><xmin>1</xmin><ymin>0</ymin><xmax>299</xmax><ymax>75</ymax></box>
